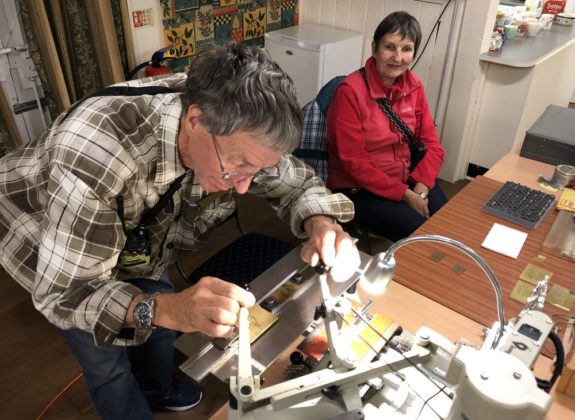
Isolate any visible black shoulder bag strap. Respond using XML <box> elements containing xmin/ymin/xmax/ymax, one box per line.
<box><xmin>359</xmin><ymin>67</ymin><xmax>416</xmax><ymax>143</ymax></box>
<box><xmin>360</xmin><ymin>67</ymin><xmax>426</xmax><ymax>172</ymax></box>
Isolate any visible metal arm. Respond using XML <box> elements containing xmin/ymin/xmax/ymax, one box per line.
<box><xmin>374</xmin><ymin>235</ymin><xmax>505</xmax><ymax>348</ymax></box>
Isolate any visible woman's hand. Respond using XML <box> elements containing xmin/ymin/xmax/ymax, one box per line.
<box><xmin>412</xmin><ymin>182</ymin><xmax>429</xmax><ymax>198</ymax></box>
<box><xmin>402</xmin><ymin>188</ymin><xmax>430</xmax><ymax>219</ymax></box>
<box><xmin>300</xmin><ymin>215</ymin><xmax>361</xmax><ymax>282</ymax></box>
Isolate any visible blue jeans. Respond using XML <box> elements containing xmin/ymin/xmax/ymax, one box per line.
<box><xmin>61</xmin><ymin>271</ymin><xmax>176</xmax><ymax>420</ymax></box>
<box><xmin>340</xmin><ymin>179</ymin><xmax>448</xmax><ymax>242</ymax></box>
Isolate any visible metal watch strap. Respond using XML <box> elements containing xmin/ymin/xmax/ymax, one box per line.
<box><xmin>134</xmin><ymin>292</ymin><xmax>159</xmax><ymax>330</ymax></box>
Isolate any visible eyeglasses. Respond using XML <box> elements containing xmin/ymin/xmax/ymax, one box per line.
<box><xmin>210</xmin><ymin>135</ymin><xmax>280</xmax><ymax>183</ymax></box>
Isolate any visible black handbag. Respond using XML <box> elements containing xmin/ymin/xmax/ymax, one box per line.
<box><xmin>360</xmin><ymin>68</ymin><xmax>427</xmax><ymax>172</ymax></box>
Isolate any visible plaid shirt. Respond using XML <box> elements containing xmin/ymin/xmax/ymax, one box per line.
<box><xmin>0</xmin><ymin>74</ymin><xmax>354</xmax><ymax>346</ymax></box>
<box><xmin>295</xmin><ymin>100</ymin><xmax>330</xmax><ymax>183</ymax></box>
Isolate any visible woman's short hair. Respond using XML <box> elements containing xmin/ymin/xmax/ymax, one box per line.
<box><xmin>181</xmin><ymin>43</ymin><xmax>302</xmax><ymax>153</ymax></box>
<box><xmin>373</xmin><ymin>11</ymin><xmax>422</xmax><ymax>57</ymax></box>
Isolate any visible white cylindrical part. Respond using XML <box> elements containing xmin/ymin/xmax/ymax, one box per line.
<box><xmin>447</xmin><ymin>347</ymin><xmax>551</xmax><ymax>420</ymax></box>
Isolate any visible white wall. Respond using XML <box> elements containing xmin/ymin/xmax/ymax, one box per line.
<box><xmin>126</xmin><ymin>0</ymin><xmax>164</xmax><ymax>66</ymax></box>
<box><xmin>439</xmin><ymin>0</ymin><xmax>499</xmax><ymax>181</ymax></box>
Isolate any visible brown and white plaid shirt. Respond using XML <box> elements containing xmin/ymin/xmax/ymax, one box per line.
<box><xmin>0</xmin><ymin>74</ymin><xmax>354</xmax><ymax>346</ymax></box>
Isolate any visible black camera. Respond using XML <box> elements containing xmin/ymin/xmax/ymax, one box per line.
<box><xmin>119</xmin><ymin>226</ymin><xmax>152</xmax><ymax>269</ymax></box>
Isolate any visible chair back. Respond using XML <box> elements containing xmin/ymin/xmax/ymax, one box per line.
<box><xmin>293</xmin><ymin>76</ymin><xmax>346</xmax><ymax>184</ymax></box>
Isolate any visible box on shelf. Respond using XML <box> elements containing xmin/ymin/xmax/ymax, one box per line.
<box><xmin>520</xmin><ymin>105</ymin><xmax>575</xmax><ymax>166</ymax></box>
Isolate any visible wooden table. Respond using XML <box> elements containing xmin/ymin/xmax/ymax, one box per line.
<box><xmin>393</xmin><ymin>175</ymin><xmax>574</xmax><ymax>330</ymax></box>
<box><xmin>485</xmin><ymin>151</ymin><xmax>561</xmax><ymax>196</ymax></box>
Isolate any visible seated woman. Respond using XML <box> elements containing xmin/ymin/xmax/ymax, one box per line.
<box><xmin>327</xmin><ymin>11</ymin><xmax>447</xmax><ymax>242</ymax></box>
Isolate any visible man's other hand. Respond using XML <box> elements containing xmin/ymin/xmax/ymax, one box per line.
<box><xmin>301</xmin><ymin>215</ymin><xmax>361</xmax><ymax>282</ymax></box>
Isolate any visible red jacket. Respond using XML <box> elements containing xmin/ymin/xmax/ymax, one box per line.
<box><xmin>327</xmin><ymin>57</ymin><xmax>445</xmax><ymax>201</ymax></box>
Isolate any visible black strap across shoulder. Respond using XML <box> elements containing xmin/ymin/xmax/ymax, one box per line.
<box><xmin>64</xmin><ymin>84</ymin><xmax>184</xmax><ymax>231</ymax></box>
<box><xmin>140</xmin><ymin>173</ymin><xmax>186</xmax><ymax>226</ymax></box>
<box><xmin>64</xmin><ymin>85</ymin><xmax>178</xmax><ymax>120</ymax></box>
<box><xmin>359</xmin><ymin>67</ymin><xmax>416</xmax><ymax>145</ymax></box>
<box><xmin>359</xmin><ymin>67</ymin><xmax>427</xmax><ymax>173</ymax></box>
<box><xmin>116</xmin><ymin>173</ymin><xmax>186</xmax><ymax>233</ymax></box>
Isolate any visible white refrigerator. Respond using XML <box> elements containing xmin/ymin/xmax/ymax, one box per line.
<box><xmin>265</xmin><ymin>23</ymin><xmax>364</xmax><ymax>106</ymax></box>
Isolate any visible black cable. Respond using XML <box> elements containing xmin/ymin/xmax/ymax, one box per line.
<box><xmin>126</xmin><ymin>61</ymin><xmax>149</xmax><ymax>81</ymax></box>
<box><xmin>347</xmin><ymin>307</ymin><xmax>450</xmax><ymax>418</ymax></box>
<box><xmin>536</xmin><ymin>330</ymin><xmax>565</xmax><ymax>393</ymax></box>
<box><xmin>417</xmin><ymin>385</ymin><xmax>447</xmax><ymax>420</ymax></box>
<box><xmin>411</xmin><ymin>0</ymin><xmax>454</xmax><ymax>71</ymax></box>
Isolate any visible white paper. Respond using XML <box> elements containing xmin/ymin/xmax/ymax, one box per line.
<box><xmin>481</xmin><ymin>223</ymin><xmax>528</xmax><ymax>259</ymax></box>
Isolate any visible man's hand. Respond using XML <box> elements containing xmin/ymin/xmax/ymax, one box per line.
<box><xmin>402</xmin><ymin>187</ymin><xmax>430</xmax><ymax>219</ymax></box>
<box><xmin>152</xmin><ymin>277</ymin><xmax>255</xmax><ymax>337</ymax></box>
<box><xmin>300</xmin><ymin>215</ymin><xmax>361</xmax><ymax>282</ymax></box>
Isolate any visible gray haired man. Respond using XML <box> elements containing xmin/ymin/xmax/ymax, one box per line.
<box><xmin>0</xmin><ymin>43</ymin><xmax>360</xmax><ymax>418</ymax></box>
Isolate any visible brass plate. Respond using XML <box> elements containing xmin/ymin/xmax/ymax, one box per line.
<box><xmin>269</xmin><ymin>279</ymin><xmax>300</xmax><ymax>306</ymax></box>
<box><xmin>520</xmin><ymin>264</ymin><xmax>553</xmax><ymax>285</ymax></box>
<box><xmin>429</xmin><ymin>251</ymin><xmax>446</xmax><ymax>262</ymax></box>
<box><xmin>547</xmin><ymin>284</ymin><xmax>575</xmax><ymax>312</ymax></box>
<box><xmin>243</xmin><ymin>304</ymin><xmax>279</xmax><ymax>343</ymax></box>
<box><xmin>510</xmin><ymin>280</ymin><xmax>535</xmax><ymax>304</ymax></box>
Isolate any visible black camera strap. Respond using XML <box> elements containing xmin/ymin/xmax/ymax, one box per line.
<box><xmin>64</xmin><ymin>84</ymin><xmax>186</xmax><ymax>232</ymax></box>
<box><xmin>63</xmin><ymin>85</ymin><xmax>178</xmax><ymax>120</ymax></box>
<box><xmin>116</xmin><ymin>173</ymin><xmax>186</xmax><ymax>233</ymax></box>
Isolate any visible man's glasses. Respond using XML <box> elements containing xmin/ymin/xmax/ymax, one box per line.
<box><xmin>210</xmin><ymin>135</ymin><xmax>280</xmax><ymax>183</ymax></box>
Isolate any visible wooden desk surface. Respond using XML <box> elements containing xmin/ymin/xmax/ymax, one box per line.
<box><xmin>485</xmin><ymin>152</ymin><xmax>560</xmax><ymax>197</ymax></box>
<box><xmin>393</xmin><ymin>176</ymin><xmax>574</xmax><ymax>329</ymax></box>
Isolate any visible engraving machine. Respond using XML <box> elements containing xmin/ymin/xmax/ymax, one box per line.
<box><xmin>228</xmin><ymin>235</ymin><xmax>559</xmax><ymax>420</ymax></box>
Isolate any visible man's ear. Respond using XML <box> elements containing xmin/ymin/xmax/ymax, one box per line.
<box><xmin>184</xmin><ymin>105</ymin><xmax>202</xmax><ymax>128</ymax></box>
<box><xmin>181</xmin><ymin>105</ymin><xmax>203</xmax><ymax>136</ymax></box>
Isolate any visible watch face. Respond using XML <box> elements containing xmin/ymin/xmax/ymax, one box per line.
<box><xmin>134</xmin><ymin>301</ymin><xmax>152</xmax><ymax>328</ymax></box>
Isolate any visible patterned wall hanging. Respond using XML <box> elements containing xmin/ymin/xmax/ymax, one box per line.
<box><xmin>160</xmin><ymin>0</ymin><xmax>299</xmax><ymax>72</ymax></box>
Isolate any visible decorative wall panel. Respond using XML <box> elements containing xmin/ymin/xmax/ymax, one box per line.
<box><xmin>161</xmin><ymin>0</ymin><xmax>299</xmax><ymax>71</ymax></box>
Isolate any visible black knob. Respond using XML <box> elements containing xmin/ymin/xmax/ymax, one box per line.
<box><xmin>315</xmin><ymin>261</ymin><xmax>330</xmax><ymax>275</ymax></box>
<box><xmin>314</xmin><ymin>304</ymin><xmax>327</xmax><ymax>320</ymax></box>
<box><xmin>290</xmin><ymin>351</ymin><xmax>304</xmax><ymax>365</ymax></box>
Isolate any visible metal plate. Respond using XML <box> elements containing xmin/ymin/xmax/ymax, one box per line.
<box><xmin>175</xmin><ymin>247</ymin><xmax>371</xmax><ymax>381</ymax></box>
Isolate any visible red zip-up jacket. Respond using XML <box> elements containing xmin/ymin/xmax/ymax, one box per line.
<box><xmin>327</xmin><ymin>57</ymin><xmax>445</xmax><ymax>201</ymax></box>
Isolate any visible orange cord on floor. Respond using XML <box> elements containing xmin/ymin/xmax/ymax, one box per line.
<box><xmin>36</xmin><ymin>372</ymin><xmax>84</xmax><ymax>420</ymax></box>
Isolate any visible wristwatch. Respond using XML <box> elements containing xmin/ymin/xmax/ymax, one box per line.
<box><xmin>419</xmin><ymin>191</ymin><xmax>429</xmax><ymax>200</ymax></box>
<box><xmin>133</xmin><ymin>292</ymin><xmax>159</xmax><ymax>330</ymax></box>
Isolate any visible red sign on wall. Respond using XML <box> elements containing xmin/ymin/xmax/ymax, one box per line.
<box><xmin>133</xmin><ymin>10</ymin><xmax>143</xmax><ymax>28</ymax></box>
